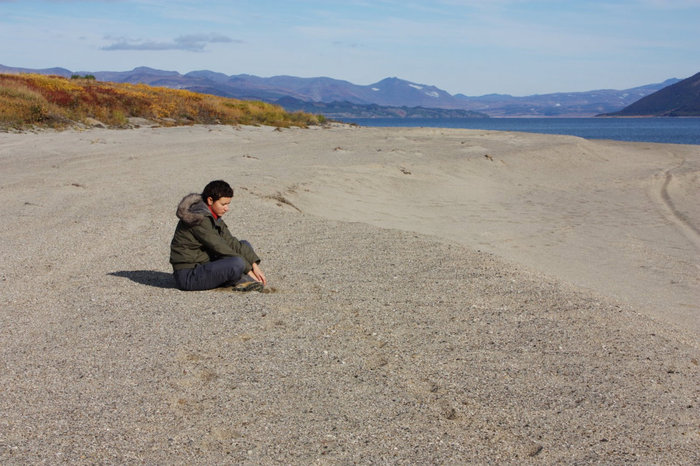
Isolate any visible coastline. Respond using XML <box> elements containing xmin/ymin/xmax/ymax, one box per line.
<box><xmin>1</xmin><ymin>124</ymin><xmax>698</xmax><ymax>462</ymax></box>
<box><xmin>339</xmin><ymin>116</ymin><xmax>700</xmax><ymax>145</ymax></box>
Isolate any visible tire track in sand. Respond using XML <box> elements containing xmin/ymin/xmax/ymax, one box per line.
<box><xmin>649</xmin><ymin>159</ymin><xmax>700</xmax><ymax>252</ymax></box>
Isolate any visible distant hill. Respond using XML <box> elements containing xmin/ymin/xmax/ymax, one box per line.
<box><xmin>0</xmin><ymin>64</ymin><xmax>680</xmax><ymax>118</ymax></box>
<box><xmin>600</xmin><ymin>72</ymin><xmax>700</xmax><ymax>117</ymax></box>
<box><xmin>275</xmin><ymin>97</ymin><xmax>488</xmax><ymax>119</ymax></box>
<box><xmin>454</xmin><ymin>80</ymin><xmax>680</xmax><ymax>117</ymax></box>
<box><xmin>0</xmin><ymin>65</ymin><xmax>74</xmax><ymax>77</ymax></box>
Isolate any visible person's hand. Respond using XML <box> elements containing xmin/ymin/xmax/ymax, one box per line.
<box><xmin>250</xmin><ymin>262</ymin><xmax>267</xmax><ymax>285</ymax></box>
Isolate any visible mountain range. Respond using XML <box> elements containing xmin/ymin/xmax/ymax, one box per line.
<box><xmin>0</xmin><ymin>64</ymin><xmax>684</xmax><ymax>118</ymax></box>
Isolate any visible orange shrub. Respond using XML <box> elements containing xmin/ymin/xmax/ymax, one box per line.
<box><xmin>0</xmin><ymin>73</ymin><xmax>323</xmax><ymax>129</ymax></box>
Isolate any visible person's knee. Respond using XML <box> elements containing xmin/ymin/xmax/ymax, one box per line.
<box><xmin>220</xmin><ymin>256</ymin><xmax>247</xmax><ymax>280</ymax></box>
<box><xmin>225</xmin><ymin>255</ymin><xmax>246</xmax><ymax>269</ymax></box>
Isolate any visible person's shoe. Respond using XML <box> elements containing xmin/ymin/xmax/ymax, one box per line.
<box><xmin>232</xmin><ymin>280</ymin><xmax>264</xmax><ymax>292</ymax></box>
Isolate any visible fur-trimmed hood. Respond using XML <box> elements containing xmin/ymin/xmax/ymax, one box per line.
<box><xmin>176</xmin><ymin>193</ymin><xmax>211</xmax><ymax>226</ymax></box>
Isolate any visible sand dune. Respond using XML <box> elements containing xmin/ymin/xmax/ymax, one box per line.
<box><xmin>236</xmin><ymin>126</ymin><xmax>700</xmax><ymax>337</ymax></box>
<box><xmin>0</xmin><ymin>125</ymin><xmax>698</xmax><ymax>463</ymax></box>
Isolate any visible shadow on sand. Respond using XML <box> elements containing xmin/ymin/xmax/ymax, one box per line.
<box><xmin>109</xmin><ymin>270</ymin><xmax>175</xmax><ymax>289</ymax></box>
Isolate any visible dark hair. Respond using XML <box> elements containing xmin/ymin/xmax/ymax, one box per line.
<box><xmin>201</xmin><ymin>180</ymin><xmax>233</xmax><ymax>202</ymax></box>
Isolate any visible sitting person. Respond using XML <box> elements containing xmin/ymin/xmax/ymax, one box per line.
<box><xmin>170</xmin><ymin>179</ymin><xmax>267</xmax><ymax>292</ymax></box>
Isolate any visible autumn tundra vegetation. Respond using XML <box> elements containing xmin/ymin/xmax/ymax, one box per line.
<box><xmin>0</xmin><ymin>73</ymin><xmax>325</xmax><ymax>130</ymax></box>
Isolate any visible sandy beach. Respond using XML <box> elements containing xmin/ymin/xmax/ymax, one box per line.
<box><xmin>1</xmin><ymin>124</ymin><xmax>698</xmax><ymax>463</ymax></box>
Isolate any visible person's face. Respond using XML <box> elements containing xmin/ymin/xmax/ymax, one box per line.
<box><xmin>207</xmin><ymin>196</ymin><xmax>232</xmax><ymax>217</ymax></box>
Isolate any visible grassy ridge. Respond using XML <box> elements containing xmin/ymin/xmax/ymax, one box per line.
<box><xmin>0</xmin><ymin>73</ymin><xmax>325</xmax><ymax>129</ymax></box>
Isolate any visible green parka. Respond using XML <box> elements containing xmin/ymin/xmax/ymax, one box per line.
<box><xmin>169</xmin><ymin>193</ymin><xmax>260</xmax><ymax>272</ymax></box>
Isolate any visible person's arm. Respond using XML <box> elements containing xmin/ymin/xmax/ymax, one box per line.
<box><xmin>220</xmin><ymin>222</ymin><xmax>261</xmax><ymax>266</ymax></box>
<box><xmin>191</xmin><ymin>222</ymin><xmax>253</xmax><ymax>271</ymax></box>
<box><xmin>249</xmin><ymin>262</ymin><xmax>267</xmax><ymax>285</ymax></box>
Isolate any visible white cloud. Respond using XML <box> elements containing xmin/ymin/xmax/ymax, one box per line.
<box><xmin>102</xmin><ymin>33</ymin><xmax>239</xmax><ymax>52</ymax></box>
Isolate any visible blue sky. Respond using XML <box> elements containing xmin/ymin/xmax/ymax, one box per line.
<box><xmin>1</xmin><ymin>0</ymin><xmax>698</xmax><ymax>96</ymax></box>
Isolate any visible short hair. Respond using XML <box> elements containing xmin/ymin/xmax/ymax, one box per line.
<box><xmin>201</xmin><ymin>180</ymin><xmax>233</xmax><ymax>202</ymax></box>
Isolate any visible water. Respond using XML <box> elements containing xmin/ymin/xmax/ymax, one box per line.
<box><xmin>339</xmin><ymin>117</ymin><xmax>700</xmax><ymax>145</ymax></box>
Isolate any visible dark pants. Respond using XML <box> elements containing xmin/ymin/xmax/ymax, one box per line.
<box><xmin>173</xmin><ymin>241</ymin><xmax>254</xmax><ymax>291</ymax></box>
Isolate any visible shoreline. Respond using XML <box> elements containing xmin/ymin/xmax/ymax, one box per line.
<box><xmin>1</xmin><ymin>124</ymin><xmax>698</xmax><ymax>338</ymax></box>
<box><xmin>1</xmin><ymin>125</ymin><xmax>698</xmax><ymax>462</ymax></box>
<box><xmin>339</xmin><ymin>116</ymin><xmax>700</xmax><ymax>146</ymax></box>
